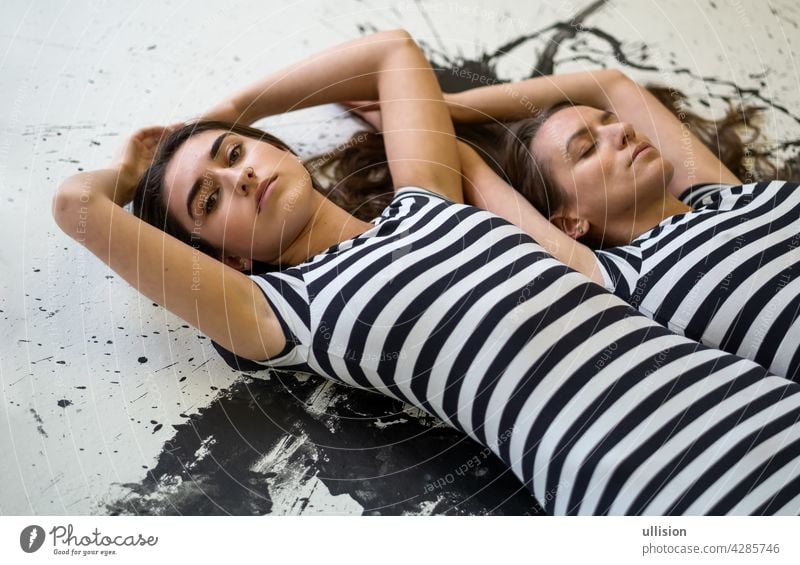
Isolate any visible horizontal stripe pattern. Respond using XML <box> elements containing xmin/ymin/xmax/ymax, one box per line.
<box><xmin>595</xmin><ymin>181</ymin><xmax>800</xmax><ymax>382</ymax></box>
<box><xmin>212</xmin><ymin>186</ymin><xmax>800</xmax><ymax>514</ymax></box>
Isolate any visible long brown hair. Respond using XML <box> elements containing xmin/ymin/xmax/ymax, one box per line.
<box><xmin>645</xmin><ymin>85</ymin><xmax>788</xmax><ymax>183</ymax></box>
<box><xmin>313</xmin><ymin>84</ymin><xmax>791</xmax><ymax>224</ymax></box>
<box><xmin>303</xmin><ymin>130</ymin><xmax>396</xmax><ymax>222</ymax></box>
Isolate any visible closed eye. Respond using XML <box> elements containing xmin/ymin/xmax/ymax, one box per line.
<box><xmin>580</xmin><ymin>140</ymin><xmax>596</xmax><ymax>159</ymax></box>
<box><xmin>578</xmin><ymin>112</ymin><xmax>615</xmax><ymax>159</ymax></box>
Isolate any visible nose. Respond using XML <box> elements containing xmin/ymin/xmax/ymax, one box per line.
<box><xmin>602</xmin><ymin>120</ymin><xmax>635</xmax><ymax>149</ymax></box>
<box><xmin>225</xmin><ymin>165</ymin><xmax>255</xmax><ymax>195</ymax></box>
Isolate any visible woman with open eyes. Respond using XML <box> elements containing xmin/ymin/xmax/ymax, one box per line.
<box><xmin>53</xmin><ymin>31</ymin><xmax>800</xmax><ymax>515</ymax></box>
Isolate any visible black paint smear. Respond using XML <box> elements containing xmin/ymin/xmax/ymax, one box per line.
<box><xmin>431</xmin><ymin>0</ymin><xmax>607</xmax><ymax>92</ymax></box>
<box><xmin>105</xmin><ymin>373</ymin><xmax>541</xmax><ymax>516</ymax></box>
<box><xmin>137</xmin><ymin>356</ymin><xmax>147</xmax><ymax>364</ymax></box>
<box><xmin>57</xmin><ymin>399</ymin><xmax>72</xmax><ymax>408</ymax></box>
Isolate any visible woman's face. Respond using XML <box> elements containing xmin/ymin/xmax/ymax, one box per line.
<box><xmin>531</xmin><ymin>105</ymin><xmax>674</xmax><ymax>238</ymax></box>
<box><xmin>162</xmin><ymin>129</ymin><xmax>314</xmax><ymax>267</ymax></box>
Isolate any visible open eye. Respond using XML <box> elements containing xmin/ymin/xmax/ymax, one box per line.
<box><xmin>228</xmin><ymin>143</ymin><xmax>241</xmax><ymax>165</ymax></box>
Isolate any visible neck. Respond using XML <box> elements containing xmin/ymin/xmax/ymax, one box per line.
<box><xmin>605</xmin><ymin>194</ymin><xmax>692</xmax><ymax>246</ymax></box>
<box><xmin>278</xmin><ymin>192</ymin><xmax>373</xmax><ymax>266</ymax></box>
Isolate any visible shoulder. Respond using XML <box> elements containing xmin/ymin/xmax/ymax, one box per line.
<box><xmin>249</xmin><ymin>268</ymin><xmax>309</xmax><ymax>314</ymax></box>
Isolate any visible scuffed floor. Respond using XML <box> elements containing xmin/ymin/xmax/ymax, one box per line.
<box><xmin>3</xmin><ymin>0</ymin><xmax>800</xmax><ymax>515</ymax></box>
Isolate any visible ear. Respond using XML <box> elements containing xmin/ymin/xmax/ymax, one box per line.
<box><xmin>223</xmin><ymin>255</ymin><xmax>251</xmax><ymax>272</ymax></box>
<box><xmin>550</xmin><ymin>214</ymin><xmax>590</xmax><ymax>240</ymax></box>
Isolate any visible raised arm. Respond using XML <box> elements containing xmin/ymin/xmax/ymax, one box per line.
<box><xmin>448</xmin><ymin>69</ymin><xmax>741</xmax><ymax>196</ymax></box>
<box><xmin>457</xmin><ymin>141</ymin><xmax>603</xmax><ymax>285</ymax></box>
<box><xmin>203</xmin><ymin>29</ymin><xmax>462</xmax><ymax>201</ymax></box>
<box><xmin>51</xmin><ymin>126</ymin><xmax>285</xmax><ymax>362</ymax></box>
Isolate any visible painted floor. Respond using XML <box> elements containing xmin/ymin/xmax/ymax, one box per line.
<box><xmin>2</xmin><ymin>0</ymin><xmax>800</xmax><ymax>515</ymax></box>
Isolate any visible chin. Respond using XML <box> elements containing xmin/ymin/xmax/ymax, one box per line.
<box><xmin>634</xmin><ymin>157</ymin><xmax>671</xmax><ymax>194</ymax></box>
<box><xmin>659</xmin><ymin>157</ymin><xmax>675</xmax><ymax>186</ymax></box>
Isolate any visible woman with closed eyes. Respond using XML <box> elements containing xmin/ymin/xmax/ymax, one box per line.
<box><xmin>350</xmin><ymin>69</ymin><xmax>800</xmax><ymax>383</ymax></box>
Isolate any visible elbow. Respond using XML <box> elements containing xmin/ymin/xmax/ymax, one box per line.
<box><xmin>373</xmin><ymin>28</ymin><xmax>424</xmax><ymax>79</ymax></box>
<box><xmin>588</xmin><ymin>69</ymin><xmax>639</xmax><ymax>110</ymax></box>
<box><xmin>598</xmin><ymin>68</ymin><xmax>636</xmax><ymax>89</ymax></box>
<box><xmin>52</xmin><ymin>186</ymin><xmax>75</xmax><ymax>227</ymax></box>
<box><xmin>51</xmin><ymin>183</ymin><xmax>93</xmax><ymax>237</ymax></box>
<box><xmin>51</xmin><ymin>189</ymin><xmax>78</xmax><ymax>237</ymax></box>
<box><xmin>383</xmin><ymin>28</ymin><xmax>414</xmax><ymax>42</ymax></box>
<box><xmin>379</xmin><ymin>28</ymin><xmax>418</xmax><ymax>52</ymax></box>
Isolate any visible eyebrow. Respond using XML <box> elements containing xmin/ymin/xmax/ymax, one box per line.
<box><xmin>186</xmin><ymin>132</ymin><xmax>232</xmax><ymax>220</ymax></box>
<box><xmin>565</xmin><ymin>111</ymin><xmax>614</xmax><ymax>155</ymax></box>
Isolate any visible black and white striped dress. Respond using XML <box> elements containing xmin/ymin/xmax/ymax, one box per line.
<box><xmin>215</xmin><ymin>186</ymin><xmax>800</xmax><ymax>515</ymax></box>
<box><xmin>595</xmin><ymin>181</ymin><xmax>800</xmax><ymax>383</ymax></box>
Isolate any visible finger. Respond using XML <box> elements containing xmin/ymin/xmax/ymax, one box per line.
<box><xmin>129</xmin><ymin>127</ymin><xmax>159</xmax><ymax>144</ymax></box>
<box><xmin>139</xmin><ymin>124</ymin><xmax>177</xmax><ymax>137</ymax></box>
<box><xmin>138</xmin><ymin>125</ymin><xmax>166</xmax><ymax>135</ymax></box>
<box><xmin>139</xmin><ymin>126</ymin><xmax>178</xmax><ymax>146</ymax></box>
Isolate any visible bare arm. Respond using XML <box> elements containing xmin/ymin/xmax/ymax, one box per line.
<box><xmin>448</xmin><ymin>69</ymin><xmax>741</xmax><ymax>196</ymax></box>
<box><xmin>457</xmin><ymin>141</ymin><xmax>603</xmax><ymax>285</ymax></box>
<box><xmin>52</xmin><ymin>126</ymin><xmax>284</xmax><ymax>362</ymax></box>
<box><xmin>204</xmin><ymin>29</ymin><xmax>462</xmax><ymax>201</ymax></box>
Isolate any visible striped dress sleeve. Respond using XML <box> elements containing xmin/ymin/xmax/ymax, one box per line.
<box><xmin>211</xmin><ymin>268</ymin><xmax>311</xmax><ymax>372</ymax></box>
<box><xmin>593</xmin><ymin>245</ymin><xmax>643</xmax><ymax>301</ymax></box>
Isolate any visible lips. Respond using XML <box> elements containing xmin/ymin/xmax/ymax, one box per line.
<box><xmin>256</xmin><ymin>176</ymin><xmax>277</xmax><ymax>213</ymax></box>
<box><xmin>631</xmin><ymin>142</ymin><xmax>652</xmax><ymax>164</ymax></box>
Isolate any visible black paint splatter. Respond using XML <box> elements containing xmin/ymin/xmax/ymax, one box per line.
<box><xmin>106</xmin><ymin>373</ymin><xmax>541</xmax><ymax>516</ymax></box>
<box><xmin>30</xmin><ymin>408</ymin><xmax>47</xmax><ymax>438</ymax></box>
